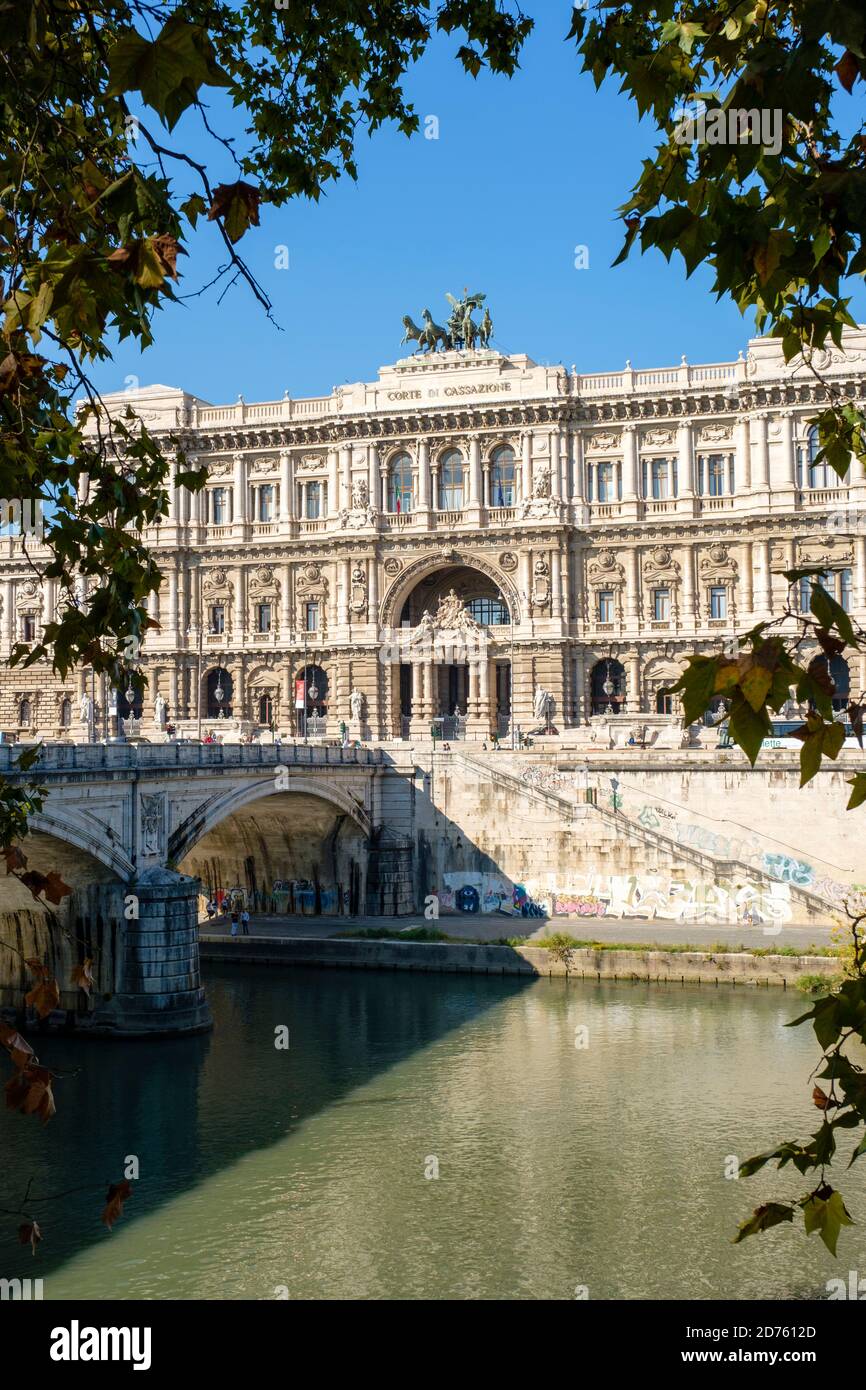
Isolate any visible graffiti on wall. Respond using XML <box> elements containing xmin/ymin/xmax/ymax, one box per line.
<box><xmin>548</xmin><ymin>872</ymin><xmax>793</xmax><ymax>924</ymax></box>
<box><xmin>633</xmin><ymin>802</ymin><xmax>857</xmax><ymax>906</ymax></box>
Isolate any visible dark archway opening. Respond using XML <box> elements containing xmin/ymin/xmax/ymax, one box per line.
<box><xmin>590</xmin><ymin>659</ymin><xmax>626</xmax><ymax>715</ymax></box>
<box><xmin>207</xmin><ymin>667</ymin><xmax>233</xmax><ymax>718</ymax></box>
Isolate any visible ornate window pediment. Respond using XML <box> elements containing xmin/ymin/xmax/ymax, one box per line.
<box><xmin>587</xmin><ymin>548</ymin><xmax>625</xmax><ymax>587</ymax></box>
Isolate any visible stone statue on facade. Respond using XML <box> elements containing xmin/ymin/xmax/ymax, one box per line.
<box><xmin>350</xmin><ymin>688</ymin><xmax>366</xmax><ymax>723</ymax></box>
<box><xmin>340</xmin><ymin>475</ymin><xmax>379</xmax><ymax>530</ymax></box>
<box><xmin>532</xmin><ymin>461</ymin><xmax>552</xmax><ymax>498</ymax></box>
<box><xmin>533</xmin><ymin>685</ymin><xmax>553</xmax><ymax>727</ymax></box>
<box><xmin>79</xmin><ymin>692</ymin><xmax>93</xmax><ymax>726</ymax></box>
<box><xmin>154</xmin><ymin>692</ymin><xmax>167</xmax><ymax>729</ymax></box>
<box><xmin>478</xmin><ymin>307</ymin><xmax>493</xmax><ymax>348</ymax></box>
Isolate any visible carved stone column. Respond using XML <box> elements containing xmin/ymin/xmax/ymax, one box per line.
<box><xmin>279</xmin><ymin>450</ymin><xmax>293</xmax><ymax>525</ymax></box>
<box><xmin>628</xmin><ymin>654</ymin><xmax>641</xmax><ymax>714</ymax></box>
<box><xmin>625</xmin><ymin>548</ymin><xmax>639</xmax><ymax>623</ymax></box>
<box><xmin>735</xmin><ymin>416</ymin><xmax>751</xmax><ymax>492</ymax></box>
<box><xmin>740</xmin><ymin>541</ymin><xmax>753</xmax><ymax>619</ymax></box>
<box><xmin>681</xmin><ymin>544</ymin><xmax>695</xmax><ymax>624</ymax></box>
<box><xmin>622</xmin><ymin>425</ymin><xmax>638</xmax><ymax>500</ymax></box>
<box><xmin>327</xmin><ymin>448</ymin><xmax>339</xmax><ymax>518</ymax></box>
<box><xmin>551</xmin><ymin>546</ymin><xmax>563</xmax><ymax>619</ymax></box>
<box><xmin>417</xmin><ymin>440</ymin><xmax>430</xmax><ymax>512</ymax></box>
<box><xmin>677</xmin><ymin>422</ymin><xmax>694</xmax><ymax>498</ymax></box>
<box><xmin>339</xmin><ymin>446</ymin><xmax>351</xmax><ymax>513</ymax></box>
<box><xmin>479</xmin><ymin>655</ymin><xmax>491</xmax><ymax>732</ymax></box>
<box><xmin>752</xmin><ymin>414</ymin><xmax>770</xmax><ymax>491</ymax></box>
<box><xmin>232</xmin><ymin>452</ymin><xmax>247</xmax><ymax>530</ymax></box>
<box><xmin>338</xmin><ymin>558</ymin><xmax>350</xmax><ymax>628</ymax></box>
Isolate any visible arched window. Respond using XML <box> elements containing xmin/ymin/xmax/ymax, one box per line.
<box><xmin>590</xmin><ymin>659</ymin><xmax>626</xmax><ymax>715</ymax></box>
<box><xmin>258</xmin><ymin>693</ymin><xmax>274</xmax><ymax>725</ymax></box>
<box><xmin>438</xmin><ymin>450</ymin><xmax>464</xmax><ymax>510</ymax></box>
<box><xmin>18</xmin><ymin>698</ymin><xmax>31</xmax><ymax>727</ymax></box>
<box><xmin>387</xmin><ymin>454</ymin><xmax>413</xmax><ymax>514</ymax></box>
<box><xmin>60</xmin><ymin>697</ymin><xmax>72</xmax><ymax>728</ymax></box>
<box><xmin>490</xmin><ymin>445</ymin><xmax>515</xmax><ymax>507</ymax></box>
<box><xmin>798</xmin><ymin>426</ymin><xmax>834</xmax><ymax>490</ymax></box>
<box><xmin>466</xmin><ymin>597</ymin><xmax>509</xmax><ymax>625</ymax></box>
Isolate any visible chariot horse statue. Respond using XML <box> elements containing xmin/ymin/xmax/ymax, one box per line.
<box><xmin>401</xmin><ymin>309</ymin><xmax>451</xmax><ymax>353</ymax></box>
<box><xmin>401</xmin><ymin>290</ymin><xmax>491</xmax><ymax>353</ymax></box>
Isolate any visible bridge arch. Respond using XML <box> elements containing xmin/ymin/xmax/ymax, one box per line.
<box><xmin>28</xmin><ymin>809</ymin><xmax>135</xmax><ymax>883</ymax></box>
<box><xmin>168</xmin><ymin>773</ymin><xmax>372</xmax><ymax>867</ymax></box>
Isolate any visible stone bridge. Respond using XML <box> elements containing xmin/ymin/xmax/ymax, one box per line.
<box><xmin>0</xmin><ymin>742</ymin><xmax>399</xmax><ymax>1036</ymax></box>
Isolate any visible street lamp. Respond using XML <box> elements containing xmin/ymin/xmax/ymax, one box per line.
<box><xmin>602</xmin><ymin>659</ymin><xmax>615</xmax><ymax>716</ymax></box>
<box><xmin>214</xmin><ymin>659</ymin><xmax>226</xmax><ymax>719</ymax></box>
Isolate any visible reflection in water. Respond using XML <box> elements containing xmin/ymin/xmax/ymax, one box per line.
<box><xmin>2</xmin><ymin>966</ymin><xmax>864</xmax><ymax>1300</ymax></box>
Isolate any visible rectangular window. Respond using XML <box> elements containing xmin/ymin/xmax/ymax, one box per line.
<box><xmin>22</xmin><ymin>615</ymin><xmax>36</xmax><ymax>642</ymax></box>
<box><xmin>258</xmin><ymin>485</ymin><xmax>274</xmax><ymax>522</ymax></box>
<box><xmin>209</xmin><ymin>604</ymin><xmax>225</xmax><ymax>635</ymax></box>
<box><xmin>597</xmin><ymin>463</ymin><xmax>613</xmax><ymax>503</ymax></box>
<box><xmin>305</xmin><ymin>601</ymin><xmax>319</xmax><ymax>632</ymax></box>
<box><xmin>710</xmin><ymin>586</ymin><xmax>727</xmax><ymax>620</ymax></box>
<box><xmin>211</xmin><ymin>488</ymin><xmax>228</xmax><ymax>525</ymax></box>
<box><xmin>306</xmin><ymin>483</ymin><xmax>321</xmax><ymax>519</ymax></box>
<box><xmin>707</xmin><ymin>455</ymin><xmax>725</xmax><ymax>496</ymax></box>
<box><xmin>653</xmin><ymin>587</ymin><xmax>670</xmax><ymax>621</ymax></box>
<box><xmin>651</xmin><ymin>459</ymin><xmax>669</xmax><ymax>500</ymax></box>
<box><xmin>597</xmin><ymin>589</ymin><xmax>614</xmax><ymax>623</ymax></box>
<box><xmin>256</xmin><ymin>602</ymin><xmax>272</xmax><ymax>633</ymax></box>
<box><xmin>841</xmin><ymin>568</ymin><xmax>853</xmax><ymax>613</ymax></box>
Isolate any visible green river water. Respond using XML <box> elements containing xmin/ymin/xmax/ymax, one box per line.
<box><xmin>2</xmin><ymin>964</ymin><xmax>863</xmax><ymax>1300</ymax></box>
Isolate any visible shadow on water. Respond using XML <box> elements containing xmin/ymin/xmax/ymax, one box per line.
<box><xmin>0</xmin><ymin>962</ymin><xmax>530</xmax><ymax>1282</ymax></box>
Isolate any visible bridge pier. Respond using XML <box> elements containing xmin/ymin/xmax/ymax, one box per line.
<box><xmin>98</xmin><ymin>867</ymin><xmax>211</xmax><ymax>1036</ymax></box>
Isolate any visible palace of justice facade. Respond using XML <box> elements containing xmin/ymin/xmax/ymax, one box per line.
<box><xmin>2</xmin><ymin>331</ymin><xmax>865</xmax><ymax>741</ymax></box>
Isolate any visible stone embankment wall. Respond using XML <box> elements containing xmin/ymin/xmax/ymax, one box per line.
<box><xmin>393</xmin><ymin>748</ymin><xmax>860</xmax><ymax>925</ymax></box>
<box><xmin>199</xmin><ymin>933</ymin><xmax>837</xmax><ymax>988</ymax></box>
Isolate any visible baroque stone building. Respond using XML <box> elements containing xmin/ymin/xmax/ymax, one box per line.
<box><xmin>2</xmin><ymin>331</ymin><xmax>866</xmax><ymax>740</ymax></box>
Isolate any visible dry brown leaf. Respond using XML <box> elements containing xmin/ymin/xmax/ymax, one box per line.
<box><xmin>18</xmin><ymin>1221</ymin><xmax>42</xmax><ymax>1255</ymax></box>
<box><xmin>6</xmin><ymin>1065</ymin><xmax>56</xmax><ymax>1123</ymax></box>
<box><xmin>102</xmin><ymin>1179</ymin><xmax>133</xmax><ymax>1231</ymax></box>
<box><xmin>71</xmin><ymin>958</ymin><xmax>94</xmax><ymax>995</ymax></box>
<box><xmin>2</xmin><ymin>845</ymin><xmax>27</xmax><ymax>873</ymax></box>
<box><xmin>0</xmin><ymin>1021</ymin><xmax>36</xmax><ymax>1070</ymax></box>
<box><xmin>25</xmin><ymin>969</ymin><xmax>60</xmax><ymax>1019</ymax></box>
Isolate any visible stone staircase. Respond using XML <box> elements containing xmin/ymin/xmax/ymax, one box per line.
<box><xmin>450</xmin><ymin>750</ymin><xmax>834</xmax><ymax>923</ymax></box>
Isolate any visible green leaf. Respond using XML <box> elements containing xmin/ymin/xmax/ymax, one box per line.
<box><xmin>802</xmin><ymin>1189</ymin><xmax>854</xmax><ymax>1257</ymax></box>
<box><xmin>733</xmin><ymin>1202</ymin><xmax>794</xmax><ymax>1244</ymax></box>
<box><xmin>847</xmin><ymin>774</ymin><xmax>866</xmax><ymax>810</ymax></box>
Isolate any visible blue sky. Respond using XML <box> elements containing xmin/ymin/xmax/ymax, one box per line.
<box><xmin>97</xmin><ymin>7</ymin><xmax>862</xmax><ymax>405</ymax></box>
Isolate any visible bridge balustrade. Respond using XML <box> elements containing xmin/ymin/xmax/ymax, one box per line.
<box><xmin>0</xmin><ymin>740</ymin><xmax>384</xmax><ymax>775</ymax></box>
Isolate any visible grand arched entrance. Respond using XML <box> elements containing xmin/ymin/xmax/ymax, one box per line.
<box><xmin>388</xmin><ymin>562</ymin><xmax>514</xmax><ymax>739</ymax></box>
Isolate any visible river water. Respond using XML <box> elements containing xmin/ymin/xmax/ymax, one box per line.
<box><xmin>2</xmin><ymin>965</ymin><xmax>863</xmax><ymax>1300</ymax></box>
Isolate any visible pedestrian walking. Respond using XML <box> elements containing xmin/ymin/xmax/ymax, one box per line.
<box><xmin>240</xmin><ymin>907</ymin><xmax>251</xmax><ymax>936</ymax></box>
<box><xmin>230</xmin><ymin>907</ymin><xmax>240</xmax><ymax>937</ymax></box>
<box><xmin>206</xmin><ymin>898</ymin><xmax>217</xmax><ymax>922</ymax></box>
